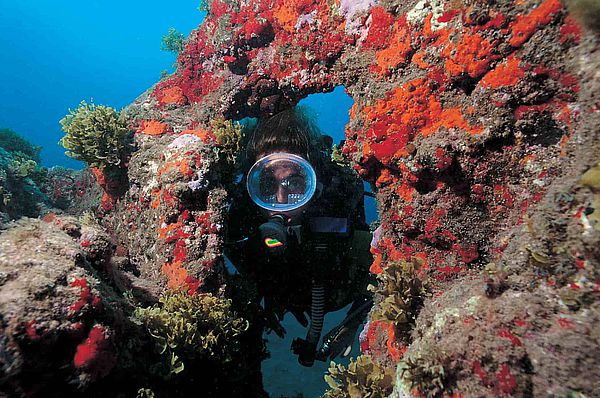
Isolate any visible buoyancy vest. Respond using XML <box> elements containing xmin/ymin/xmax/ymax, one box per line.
<box><xmin>225</xmin><ymin>156</ymin><xmax>372</xmax><ymax>316</ymax></box>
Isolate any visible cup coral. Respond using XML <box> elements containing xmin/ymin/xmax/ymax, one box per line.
<box><xmin>59</xmin><ymin>100</ymin><xmax>132</xmax><ymax>170</ymax></box>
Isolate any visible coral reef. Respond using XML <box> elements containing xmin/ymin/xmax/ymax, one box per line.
<box><xmin>0</xmin><ymin>128</ymin><xmax>41</xmax><ymax>163</ymax></box>
<box><xmin>0</xmin><ymin>146</ymin><xmax>45</xmax><ymax>220</ymax></box>
<box><xmin>0</xmin><ymin>129</ymin><xmax>55</xmax><ymax>221</ymax></box>
<box><xmin>0</xmin><ymin>127</ymin><xmax>102</xmax><ymax>222</ymax></box>
<box><xmin>2</xmin><ymin>0</ymin><xmax>599</xmax><ymax>396</ymax></box>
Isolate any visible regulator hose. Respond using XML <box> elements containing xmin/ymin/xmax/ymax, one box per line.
<box><xmin>293</xmin><ymin>282</ymin><xmax>326</xmax><ymax>367</ymax></box>
<box><xmin>307</xmin><ymin>282</ymin><xmax>325</xmax><ymax>346</ymax></box>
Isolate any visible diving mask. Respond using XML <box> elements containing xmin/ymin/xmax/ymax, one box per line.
<box><xmin>246</xmin><ymin>152</ymin><xmax>317</xmax><ymax>212</ymax></box>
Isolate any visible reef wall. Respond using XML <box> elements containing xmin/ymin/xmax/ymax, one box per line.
<box><xmin>1</xmin><ymin>0</ymin><xmax>598</xmax><ymax>396</ymax></box>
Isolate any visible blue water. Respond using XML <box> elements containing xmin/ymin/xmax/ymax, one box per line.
<box><xmin>1</xmin><ymin>3</ymin><xmax>376</xmax><ymax>397</ymax></box>
<box><xmin>0</xmin><ymin>1</ymin><xmax>203</xmax><ymax>168</ymax></box>
<box><xmin>0</xmin><ymin>2</ymin><xmax>359</xmax><ymax>172</ymax></box>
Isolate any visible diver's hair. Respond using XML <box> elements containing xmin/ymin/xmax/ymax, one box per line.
<box><xmin>244</xmin><ymin>107</ymin><xmax>327</xmax><ymax>174</ymax></box>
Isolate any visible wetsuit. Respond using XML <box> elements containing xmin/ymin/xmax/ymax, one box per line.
<box><xmin>226</xmin><ymin>157</ymin><xmax>373</xmax><ymax>339</ymax></box>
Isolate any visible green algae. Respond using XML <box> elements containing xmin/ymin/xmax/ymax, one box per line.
<box><xmin>197</xmin><ymin>0</ymin><xmax>210</xmax><ymax>13</ymax></box>
<box><xmin>59</xmin><ymin>100</ymin><xmax>132</xmax><ymax>170</ymax></box>
<box><xmin>133</xmin><ymin>291</ymin><xmax>248</xmax><ymax>376</ymax></box>
<box><xmin>322</xmin><ymin>355</ymin><xmax>395</xmax><ymax>398</ymax></box>
<box><xmin>370</xmin><ymin>258</ymin><xmax>426</xmax><ymax>338</ymax></box>
<box><xmin>161</xmin><ymin>28</ymin><xmax>186</xmax><ymax>54</ymax></box>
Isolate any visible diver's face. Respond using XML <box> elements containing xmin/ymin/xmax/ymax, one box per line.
<box><xmin>256</xmin><ymin>152</ymin><xmax>308</xmax><ymax>219</ymax></box>
<box><xmin>268</xmin><ymin>163</ymin><xmax>306</xmax><ymax>204</ymax></box>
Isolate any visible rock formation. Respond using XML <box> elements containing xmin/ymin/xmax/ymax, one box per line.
<box><xmin>1</xmin><ymin>0</ymin><xmax>598</xmax><ymax>396</ymax></box>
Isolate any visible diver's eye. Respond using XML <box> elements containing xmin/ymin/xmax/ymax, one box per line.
<box><xmin>281</xmin><ymin>175</ymin><xmax>305</xmax><ymax>193</ymax></box>
<box><xmin>260</xmin><ymin>175</ymin><xmax>279</xmax><ymax>195</ymax></box>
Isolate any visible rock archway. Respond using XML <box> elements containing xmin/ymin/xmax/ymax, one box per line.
<box><xmin>1</xmin><ymin>0</ymin><xmax>598</xmax><ymax>396</ymax></box>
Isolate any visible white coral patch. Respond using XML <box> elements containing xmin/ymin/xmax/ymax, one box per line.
<box><xmin>296</xmin><ymin>10</ymin><xmax>317</xmax><ymax>30</ymax></box>
<box><xmin>142</xmin><ymin>160</ymin><xmax>161</xmax><ymax>195</ymax></box>
<box><xmin>406</xmin><ymin>0</ymin><xmax>448</xmax><ymax>31</ymax></box>
<box><xmin>339</xmin><ymin>0</ymin><xmax>376</xmax><ymax>37</ymax></box>
<box><xmin>168</xmin><ymin>134</ymin><xmax>201</xmax><ymax>150</ymax></box>
<box><xmin>340</xmin><ymin>0</ymin><xmax>375</xmax><ymax>19</ymax></box>
<box><xmin>188</xmin><ymin>168</ymin><xmax>209</xmax><ymax>191</ymax></box>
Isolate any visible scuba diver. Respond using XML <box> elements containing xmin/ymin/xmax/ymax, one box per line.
<box><xmin>226</xmin><ymin>107</ymin><xmax>374</xmax><ymax>367</ymax></box>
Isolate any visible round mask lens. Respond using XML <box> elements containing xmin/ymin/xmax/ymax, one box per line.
<box><xmin>247</xmin><ymin>153</ymin><xmax>317</xmax><ymax>212</ymax></box>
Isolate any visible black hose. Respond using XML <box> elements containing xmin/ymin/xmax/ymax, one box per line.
<box><xmin>306</xmin><ymin>282</ymin><xmax>325</xmax><ymax>346</ymax></box>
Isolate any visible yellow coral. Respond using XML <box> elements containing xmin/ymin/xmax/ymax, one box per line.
<box><xmin>211</xmin><ymin>118</ymin><xmax>243</xmax><ymax>164</ymax></box>
<box><xmin>59</xmin><ymin>100</ymin><xmax>131</xmax><ymax>169</ymax></box>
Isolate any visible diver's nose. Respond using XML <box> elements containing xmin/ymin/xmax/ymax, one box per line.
<box><xmin>276</xmin><ymin>186</ymin><xmax>288</xmax><ymax>204</ymax></box>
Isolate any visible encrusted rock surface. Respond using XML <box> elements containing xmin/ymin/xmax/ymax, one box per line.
<box><xmin>0</xmin><ymin>216</ymin><xmax>143</xmax><ymax>396</ymax></box>
<box><xmin>1</xmin><ymin>0</ymin><xmax>598</xmax><ymax>396</ymax></box>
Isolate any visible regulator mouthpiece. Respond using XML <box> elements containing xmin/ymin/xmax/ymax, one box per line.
<box><xmin>258</xmin><ymin>214</ymin><xmax>287</xmax><ymax>256</ymax></box>
<box><xmin>247</xmin><ymin>153</ymin><xmax>317</xmax><ymax>213</ymax></box>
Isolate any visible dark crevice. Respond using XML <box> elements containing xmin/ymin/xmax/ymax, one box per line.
<box><xmin>413</xmin><ymin>169</ymin><xmax>438</xmax><ymax>194</ymax></box>
<box><xmin>481</xmin><ymin>133</ymin><xmax>516</xmax><ymax>153</ymax></box>
<box><xmin>453</xmin><ymin>74</ymin><xmax>479</xmax><ymax>96</ymax></box>
<box><xmin>414</xmin><ymin>160</ymin><xmax>471</xmax><ymax>198</ymax></box>
<box><xmin>516</xmin><ymin>111</ymin><xmax>566</xmax><ymax>147</ymax></box>
<box><xmin>179</xmin><ymin>189</ymin><xmax>209</xmax><ymax>213</ymax></box>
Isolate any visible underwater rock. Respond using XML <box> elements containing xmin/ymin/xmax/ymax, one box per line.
<box><xmin>0</xmin><ymin>217</ymin><xmax>145</xmax><ymax>396</ymax></box>
<box><xmin>40</xmin><ymin>167</ymin><xmax>102</xmax><ymax>216</ymax></box>
<box><xmin>2</xmin><ymin>0</ymin><xmax>599</xmax><ymax>396</ymax></box>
